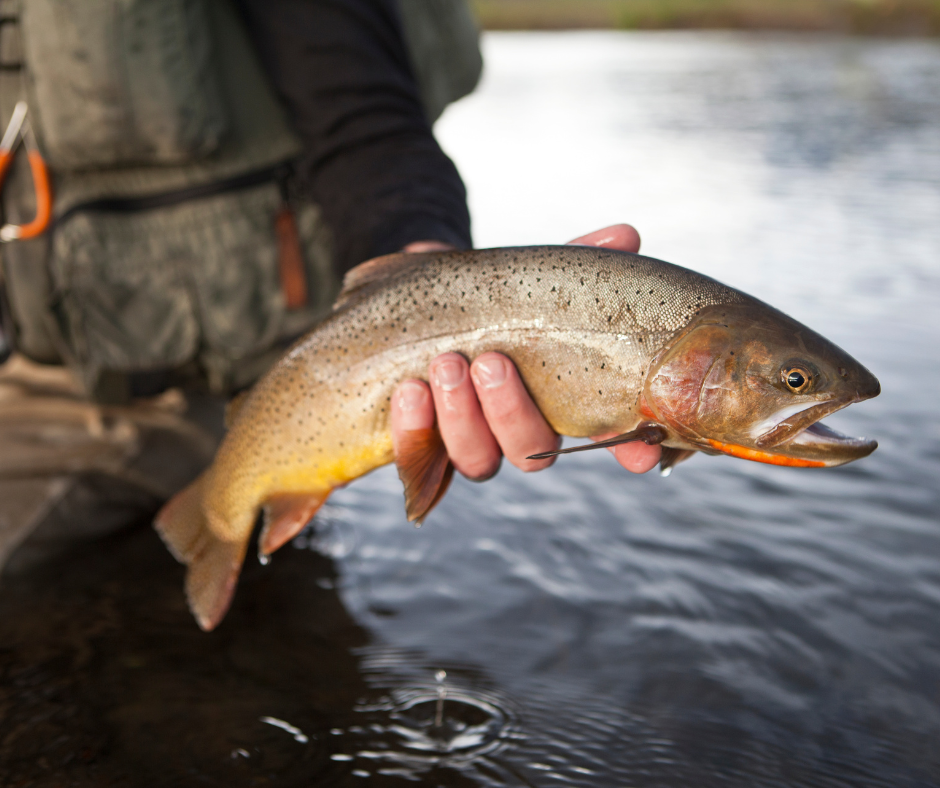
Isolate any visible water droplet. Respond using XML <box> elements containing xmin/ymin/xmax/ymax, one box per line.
<box><xmin>434</xmin><ymin>671</ymin><xmax>447</xmax><ymax>727</ymax></box>
<box><xmin>259</xmin><ymin>716</ymin><xmax>308</xmax><ymax>743</ymax></box>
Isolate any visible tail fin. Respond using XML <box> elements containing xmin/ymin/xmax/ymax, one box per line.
<box><xmin>154</xmin><ymin>474</ymin><xmax>247</xmax><ymax>631</ymax></box>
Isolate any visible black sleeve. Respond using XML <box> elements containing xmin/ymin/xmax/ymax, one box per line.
<box><xmin>234</xmin><ymin>0</ymin><xmax>473</xmax><ymax>274</ymax></box>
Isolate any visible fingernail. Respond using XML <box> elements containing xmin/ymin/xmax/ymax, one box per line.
<box><xmin>397</xmin><ymin>381</ymin><xmax>427</xmax><ymax>411</ymax></box>
<box><xmin>472</xmin><ymin>357</ymin><xmax>506</xmax><ymax>389</ymax></box>
<box><xmin>432</xmin><ymin>359</ymin><xmax>465</xmax><ymax>391</ymax></box>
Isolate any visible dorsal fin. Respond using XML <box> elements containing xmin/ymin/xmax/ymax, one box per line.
<box><xmin>334</xmin><ymin>252</ymin><xmax>433</xmax><ymax>310</ymax></box>
<box><xmin>224</xmin><ymin>390</ymin><xmax>251</xmax><ymax>430</ymax></box>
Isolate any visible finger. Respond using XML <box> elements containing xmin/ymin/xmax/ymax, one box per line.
<box><xmin>402</xmin><ymin>240</ymin><xmax>456</xmax><ymax>253</ymax></box>
<box><xmin>391</xmin><ymin>380</ymin><xmax>435</xmax><ymax>460</ymax></box>
<box><xmin>592</xmin><ymin>430</ymin><xmax>662</xmax><ymax>474</ymax></box>
<box><xmin>470</xmin><ymin>353</ymin><xmax>560</xmax><ymax>472</ymax></box>
<box><xmin>613</xmin><ymin>441</ymin><xmax>661</xmax><ymax>473</ymax></box>
<box><xmin>567</xmin><ymin>223</ymin><xmax>641</xmax><ymax>253</ymax></box>
<box><xmin>429</xmin><ymin>353</ymin><xmax>502</xmax><ymax>480</ymax></box>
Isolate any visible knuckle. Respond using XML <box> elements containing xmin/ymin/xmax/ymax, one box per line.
<box><xmin>484</xmin><ymin>393</ymin><xmax>527</xmax><ymax>423</ymax></box>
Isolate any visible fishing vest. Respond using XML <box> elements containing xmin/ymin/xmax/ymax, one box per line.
<box><xmin>0</xmin><ymin>0</ymin><xmax>482</xmax><ymax>400</ymax></box>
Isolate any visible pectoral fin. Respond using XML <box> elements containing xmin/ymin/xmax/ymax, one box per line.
<box><xmin>659</xmin><ymin>447</ymin><xmax>697</xmax><ymax>476</ymax></box>
<box><xmin>526</xmin><ymin>424</ymin><xmax>667</xmax><ymax>460</ymax></box>
<box><xmin>260</xmin><ymin>491</ymin><xmax>330</xmax><ymax>557</ymax></box>
<box><xmin>395</xmin><ymin>426</ymin><xmax>454</xmax><ymax>523</ymax></box>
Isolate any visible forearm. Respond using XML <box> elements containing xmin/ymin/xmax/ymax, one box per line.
<box><xmin>236</xmin><ymin>0</ymin><xmax>473</xmax><ymax>273</ymax></box>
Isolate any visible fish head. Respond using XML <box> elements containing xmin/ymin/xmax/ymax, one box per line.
<box><xmin>642</xmin><ymin>302</ymin><xmax>880</xmax><ymax>467</ymax></box>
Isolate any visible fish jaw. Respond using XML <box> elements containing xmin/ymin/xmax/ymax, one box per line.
<box><xmin>709</xmin><ymin>418</ymin><xmax>878</xmax><ymax>468</ymax></box>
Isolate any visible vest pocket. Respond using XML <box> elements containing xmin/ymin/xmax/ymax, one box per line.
<box><xmin>47</xmin><ymin>184</ymin><xmax>319</xmax><ymax>394</ymax></box>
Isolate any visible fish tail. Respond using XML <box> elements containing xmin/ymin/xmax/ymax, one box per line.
<box><xmin>154</xmin><ymin>473</ymin><xmax>248</xmax><ymax>631</ymax></box>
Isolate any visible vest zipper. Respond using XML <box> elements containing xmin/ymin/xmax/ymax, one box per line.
<box><xmin>53</xmin><ymin>162</ymin><xmax>292</xmax><ymax>228</ymax></box>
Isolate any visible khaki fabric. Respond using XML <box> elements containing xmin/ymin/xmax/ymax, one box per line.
<box><xmin>21</xmin><ymin>0</ymin><xmax>228</xmax><ymax>170</ymax></box>
<box><xmin>32</xmin><ymin>0</ymin><xmax>304</xmax><ymax>216</ymax></box>
<box><xmin>0</xmin><ymin>355</ymin><xmax>221</xmax><ymax>576</ymax></box>
<box><xmin>48</xmin><ymin>184</ymin><xmax>337</xmax><ymax>395</ymax></box>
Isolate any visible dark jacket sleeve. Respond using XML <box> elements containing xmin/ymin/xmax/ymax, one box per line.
<box><xmin>235</xmin><ymin>0</ymin><xmax>473</xmax><ymax>274</ymax></box>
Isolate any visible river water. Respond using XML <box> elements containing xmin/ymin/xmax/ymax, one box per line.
<box><xmin>3</xmin><ymin>32</ymin><xmax>940</xmax><ymax>787</ymax></box>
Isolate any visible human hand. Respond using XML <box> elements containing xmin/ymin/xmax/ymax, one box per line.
<box><xmin>391</xmin><ymin>225</ymin><xmax>662</xmax><ymax>481</ymax></box>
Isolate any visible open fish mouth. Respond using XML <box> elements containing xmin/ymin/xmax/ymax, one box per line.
<box><xmin>707</xmin><ymin>399</ymin><xmax>878</xmax><ymax>468</ymax></box>
<box><xmin>785</xmin><ymin>420</ymin><xmax>878</xmax><ymax>458</ymax></box>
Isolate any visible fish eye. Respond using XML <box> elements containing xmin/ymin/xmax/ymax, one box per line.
<box><xmin>782</xmin><ymin>366</ymin><xmax>812</xmax><ymax>393</ymax></box>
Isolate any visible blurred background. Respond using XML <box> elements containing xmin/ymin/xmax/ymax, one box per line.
<box><xmin>470</xmin><ymin>0</ymin><xmax>940</xmax><ymax>34</ymax></box>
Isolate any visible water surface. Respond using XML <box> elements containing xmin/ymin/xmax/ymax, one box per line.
<box><xmin>3</xmin><ymin>32</ymin><xmax>940</xmax><ymax>787</ymax></box>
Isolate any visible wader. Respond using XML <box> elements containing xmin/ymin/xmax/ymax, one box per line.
<box><xmin>0</xmin><ymin>0</ymin><xmax>482</xmax><ymax>574</ymax></box>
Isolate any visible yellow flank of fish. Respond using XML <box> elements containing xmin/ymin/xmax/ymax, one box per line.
<box><xmin>254</xmin><ymin>439</ymin><xmax>395</xmax><ymax>498</ymax></box>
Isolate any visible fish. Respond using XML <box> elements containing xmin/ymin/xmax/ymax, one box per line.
<box><xmin>155</xmin><ymin>246</ymin><xmax>880</xmax><ymax>630</ymax></box>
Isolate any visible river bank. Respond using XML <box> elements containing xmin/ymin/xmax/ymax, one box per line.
<box><xmin>470</xmin><ymin>0</ymin><xmax>940</xmax><ymax>35</ymax></box>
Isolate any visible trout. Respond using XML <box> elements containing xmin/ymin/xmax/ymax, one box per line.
<box><xmin>156</xmin><ymin>246</ymin><xmax>880</xmax><ymax>630</ymax></box>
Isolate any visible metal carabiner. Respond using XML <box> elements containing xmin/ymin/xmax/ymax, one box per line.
<box><xmin>0</xmin><ymin>101</ymin><xmax>52</xmax><ymax>242</ymax></box>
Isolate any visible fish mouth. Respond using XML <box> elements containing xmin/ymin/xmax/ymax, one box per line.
<box><xmin>749</xmin><ymin>398</ymin><xmax>877</xmax><ymax>467</ymax></box>
<box><xmin>780</xmin><ymin>419</ymin><xmax>878</xmax><ymax>465</ymax></box>
<box><xmin>705</xmin><ymin>396</ymin><xmax>877</xmax><ymax>468</ymax></box>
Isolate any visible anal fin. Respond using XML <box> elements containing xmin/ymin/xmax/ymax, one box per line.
<box><xmin>395</xmin><ymin>426</ymin><xmax>454</xmax><ymax>523</ymax></box>
<box><xmin>260</xmin><ymin>491</ymin><xmax>330</xmax><ymax>557</ymax></box>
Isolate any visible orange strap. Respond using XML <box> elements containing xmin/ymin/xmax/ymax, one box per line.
<box><xmin>17</xmin><ymin>150</ymin><xmax>52</xmax><ymax>240</ymax></box>
<box><xmin>0</xmin><ymin>148</ymin><xmax>52</xmax><ymax>242</ymax></box>
<box><xmin>275</xmin><ymin>204</ymin><xmax>308</xmax><ymax>310</ymax></box>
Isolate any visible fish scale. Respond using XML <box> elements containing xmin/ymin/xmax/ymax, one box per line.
<box><xmin>155</xmin><ymin>246</ymin><xmax>879</xmax><ymax>631</ymax></box>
